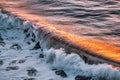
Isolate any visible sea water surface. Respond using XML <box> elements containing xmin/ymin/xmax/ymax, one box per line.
<box><xmin>2</xmin><ymin>0</ymin><xmax>120</xmax><ymax>47</ymax></box>
<box><xmin>0</xmin><ymin>0</ymin><xmax>120</xmax><ymax>47</ymax></box>
<box><xmin>0</xmin><ymin>0</ymin><xmax>120</xmax><ymax>80</ymax></box>
<box><xmin>0</xmin><ymin>8</ymin><xmax>120</xmax><ymax>80</ymax></box>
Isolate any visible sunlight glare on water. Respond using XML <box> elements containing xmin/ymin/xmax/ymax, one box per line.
<box><xmin>0</xmin><ymin>0</ymin><xmax>120</xmax><ymax>63</ymax></box>
<box><xmin>1</xmin><ymin>0</ymin><xmax>119</xmax><ymax>47</ymax></box>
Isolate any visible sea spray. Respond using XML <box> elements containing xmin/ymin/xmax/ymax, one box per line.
<box><xmin>0</xmin><ymin>8</ymin><xmax>120</xmax><ymax>80</ymax></box>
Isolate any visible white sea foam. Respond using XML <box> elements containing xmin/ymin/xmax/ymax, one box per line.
<box><xmin>0</xmin><ymin>9</ymin><xmax>120</xmax><ymax>80</ymax></box>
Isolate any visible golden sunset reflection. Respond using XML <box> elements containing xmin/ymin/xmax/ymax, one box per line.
<box><xmin>3</xmin><ymin>7</ymin><xmax>119</xmax><ymax>63</ymax></box>
<box><xmin>0</xmin><ymin>0</ymin><xmax>120</xmax><ymax>64</ymax></box>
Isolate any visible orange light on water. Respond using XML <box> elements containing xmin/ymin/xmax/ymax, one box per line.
<box><xmin>2</xmin><ymin>7</ymin><xmax>120</xmax><ymax>64</ymax></box>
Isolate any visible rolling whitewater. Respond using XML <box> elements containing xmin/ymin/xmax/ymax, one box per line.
<box><xmin>0</xmin><ymin>0</ymin><xmax>120</xmax><ymax>80</ymax></box>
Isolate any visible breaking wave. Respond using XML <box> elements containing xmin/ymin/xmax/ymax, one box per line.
<box><xmin>0</xmin><ymin>8</ymin><xmax>120</xmax><ymax>80</ymax></box>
